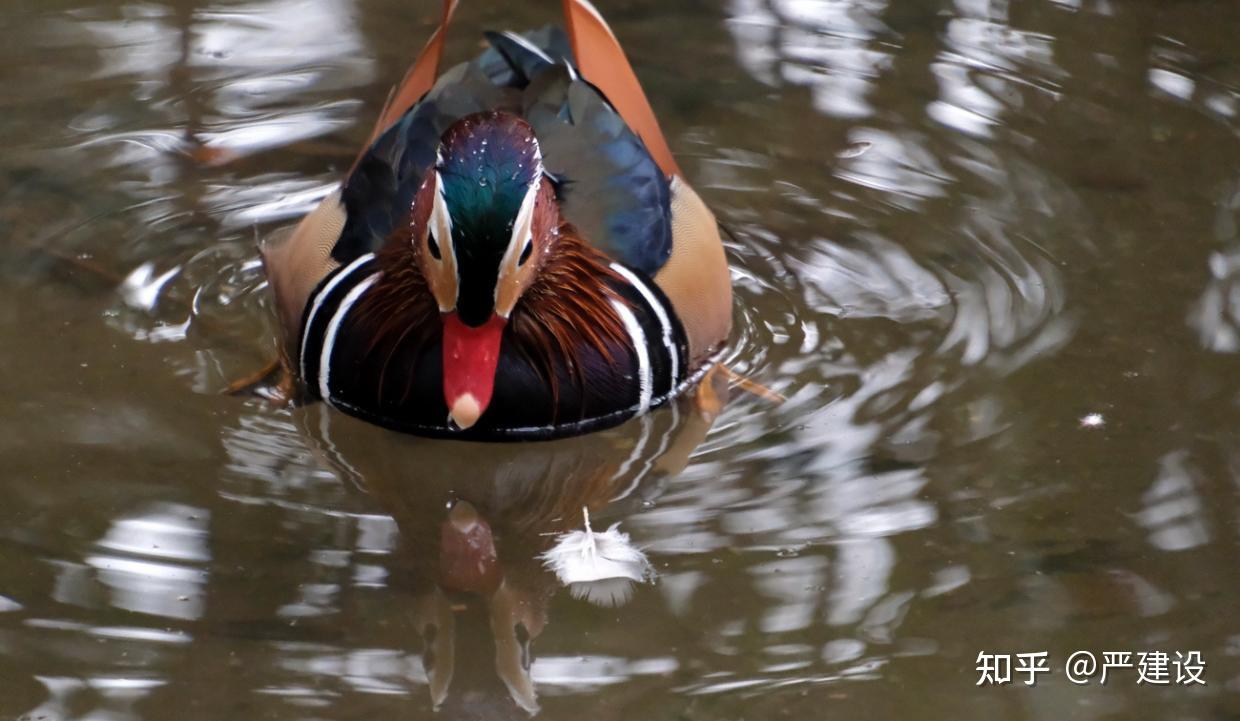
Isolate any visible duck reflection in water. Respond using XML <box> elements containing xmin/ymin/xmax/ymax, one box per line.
<box><xmin>294</xmin><ymin>371</ymin><xmax>728</xmax><ymax>716</ymax></box>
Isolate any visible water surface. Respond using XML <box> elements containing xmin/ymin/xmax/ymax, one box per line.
<box><xmin>2</xmin><ymin>0</ymin><xmax>1239</xmax><ymax>719</ymax></box>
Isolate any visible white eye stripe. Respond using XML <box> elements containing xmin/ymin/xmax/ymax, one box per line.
<box><xmin>427</xmin><ymin>170</ymin><xmax>459</xmax><ymax>310</ymax></box>
<box><xmin>429</xmin><ymin>171</ymin><xmax>454</xmax><ymax>260</ymax></box>
<box><xmin>499</xmin><ymin>137</ymin><xmax>544</xmax><ymax>272</ymax></box>
<box><xmin>499</xmin><ymin>176</ymin><xmax>542</xmax><ymax>274</ymax></box>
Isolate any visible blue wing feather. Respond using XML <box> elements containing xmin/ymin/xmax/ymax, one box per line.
<box><xmin>333</xmin><ymin>27</ymin><xmax>673</xmax><ymax>276</ymax></box>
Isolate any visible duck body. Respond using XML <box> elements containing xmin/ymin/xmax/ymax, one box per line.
<box><xmin>262</xmin><ymin>0</ymin><xmax>731</xmax><ymax>440</ymax></box>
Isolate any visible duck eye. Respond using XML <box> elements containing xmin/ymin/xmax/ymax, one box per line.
<box><xmin>427</xmin><ymin>231</ymin><xmax>442</xmax><ymax>261</ymax></box>
<box><xmin>518</xmin><ymin>238</ymin><xmax>533</xmax><ymax>266</ymax></box>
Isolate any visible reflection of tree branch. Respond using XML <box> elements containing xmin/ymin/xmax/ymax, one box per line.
<box><xmin>13</xmin><ymin>219</ymin><xmax>126</xmax><ymax>285</ymax></box>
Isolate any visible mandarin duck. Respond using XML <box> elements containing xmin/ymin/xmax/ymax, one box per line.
<box><xmin>261</xmin><ymin>0</ymin><xmax>732</xmax><ymax>440</ymax></box>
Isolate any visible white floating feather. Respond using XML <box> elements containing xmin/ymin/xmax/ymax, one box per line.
<box><xmin>539</xmin><ymin>508</ymin><xmax>654</xmax><ymax>596</ymax></box>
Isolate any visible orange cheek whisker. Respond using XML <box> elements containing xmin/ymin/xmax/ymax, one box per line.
<box><xmin>505</xmin><ymin>222</ymin><xmax>631</xmax><ymax>422</ymax></box>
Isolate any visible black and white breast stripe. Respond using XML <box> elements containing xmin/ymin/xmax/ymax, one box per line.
<box><xmin>295</xmin><ymin>256</ymin><xmax>692</xmax><ymax>439</ymax></box>
<box><xmin>299</xmin><ymin>253</ymin><xmax>383</xmax><ymax>404</ymax></box>
<box><xmin>607</xmin><ymin>262</ymin><xmax>689</xmax><ymax>413</ymax></box>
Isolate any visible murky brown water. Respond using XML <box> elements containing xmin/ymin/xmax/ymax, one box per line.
<box><xmin>3</xmin><ymin>0</ymin><xmax>1239</xmax><ymax>718</ymax></box>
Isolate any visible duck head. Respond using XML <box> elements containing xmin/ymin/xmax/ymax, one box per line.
<box><xmin>409</xmin><ymin>111</ymin><xmax>560</xmax><ymax>430</ymax></box>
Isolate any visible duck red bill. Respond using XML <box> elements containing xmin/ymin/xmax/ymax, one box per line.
<box><xmin>441</xmin><ymin>312</ymin><xmax>506</xmax><ymax>429</ymax></box>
